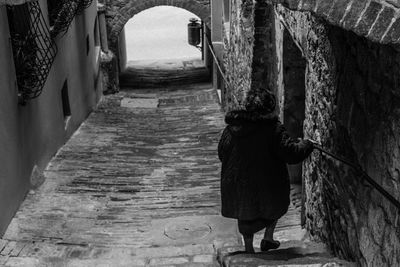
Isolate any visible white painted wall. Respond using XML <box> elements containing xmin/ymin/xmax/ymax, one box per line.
<box><xmin>0</xmin><ymin>0</ymin><xmax>102</xmax><ymax>236</ymax></box>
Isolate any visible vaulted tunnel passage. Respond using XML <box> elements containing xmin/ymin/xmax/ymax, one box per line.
<box><xmin>106</xmin><ymin>0</ymin><xmax>211</xmax><ymax>49</ymax></box>
<box><xmin>117</xmin><ymin>6</ymin><xmax>210</xmax><ymax>89</ymax></box>
<box><xmin>101</xmin><ymin>0</ymin><xmax>212</xmax><ymax>93</ymax></box>
<box><xmin>123</xmin><ymin>7</ymin><xmax>202</xmax><ymax>62</ymax></box>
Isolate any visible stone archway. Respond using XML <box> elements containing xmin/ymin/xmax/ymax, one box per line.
<box><xmin>274</xmin><ymin>0</ymin><xmax>400</xmax><ymax>44</ymax></box>
<box><xmin>106</xmin><ymin>0</ymin><xmax>211</xmax><ymax>46</ymax></box>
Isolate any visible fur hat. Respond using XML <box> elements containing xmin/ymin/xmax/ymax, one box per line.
<box><xmin>244</xmin><ymin>89</ymin><xmax>276</xmax><ymax>114</ymax></box>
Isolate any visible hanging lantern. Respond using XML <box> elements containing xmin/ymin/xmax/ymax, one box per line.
<box><xmin>188</xmin><ymin>18</ymin><xmax>201</xmax><ymax>47</ymax></box>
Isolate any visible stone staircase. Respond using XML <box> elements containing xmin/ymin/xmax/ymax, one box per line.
<box><xmin>119</xmin><ymin>58</ymin><xmax>210</xmax><ymax>89</ymax></box>
<box><xmin>217</xmin><ymin>240</ymin><xmax>354</xmax><ymax>266</ymax></box>
<box><xmin>216</xmin><ymin>185</ymin><xmax>356</xmax><ymax>267</ymax></box>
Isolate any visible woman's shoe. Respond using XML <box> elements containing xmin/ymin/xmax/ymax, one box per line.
<box><xmin>260</xmin><ymin>239</ymin><xmax>280</xmax><ymax>252</ymax></box>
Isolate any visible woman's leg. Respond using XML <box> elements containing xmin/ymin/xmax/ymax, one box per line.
<box><xmin>242</xmin><ymin>234</ymin><xmax>255</xmax><ymax>253</ymax></box>
<box><xmin>263</xmin><ymin>220</ymin><xmax>277</xmax><ymax>241</ymax></box>
<box><xmin>260</xmin><ymin>220</ymin><xmax>280</xmax><ymax>251</ymax></box>
<box><xmin>238</xmin><ymin>219</ymin><xmax>268</xmax><ymax>253</ymax></box>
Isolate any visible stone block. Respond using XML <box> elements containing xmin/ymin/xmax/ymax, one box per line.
<box><xmin>193</xmin><ymin>254</ymin><xmax>214</xmax><ymax>263</ymax></box>
<box><xmin>9</xmin><ymin>242</ymin><xmax>27</xmax><ymax>257</ymax></box>
<box><xmin>0</xmin><ymin>241</ymin><xmax>16</xmax><ymax>256</ymax></box>
<box><xmin>354</xmin><ymin>2</ymin><xmax>383</xmax><ymax>37</ymax></box>
<box><xmin>0</xmin><ymin>240</ymin><xmax>8</xmax><ymax>253</ymax></box>
<box><xmin>315</xmin><ymin>0</ymin><xmax>335</xmax><ymax>17</ymax></box>
<box><xmin>368</xmin><ymin>7</ymin><xmax>395</xmax><ymax>42</ymax></box>
<box><xmin>134</xmin><ymin>244</ymin><xmax>215</xmax><ymax>258</ymax></box>
<box><xmin>342</xmin><ymin>0</ymin><xmax>369</xmax><ymax>29</ymax></box>
<box><xmin>382</xmin><ymin>17</ymin><xmax>400</xmax><ymax>43</ymax></box>
<box><xmin>67</xmin><ymin>247</ymin><xmax>92</xmax><ymax>259</ymax></box>
<box><xmin>281</xmin><ymin>0</ymin><xmax>302</xmax><ymax>10</ymax></box>
<box><xmin>327</xmin><ymin>0</ymin><xmax>352</xmax><ymax>25</ymax></box>
<box><xmin>385</xmin><ymin>0</ymin><xmax>400</xmax><ymax>8</ymax></box>
<box><xmin>301</xmin><ymin>0</ymin><xmax>317</xmax><ymax>11</ymax></box>
<box><xmin>149</xmin><ymin>257</ymin><xmax>189</xmax><ymax>265</ymax></box>
<box><xmin>3</xmin><ymin>257</ymin><xmax>42</xmax><ymax>266</ymax></box>
<box><xmin>0</xmin><ymin>256</ymin><xmax>9</xmax><ymax>266</ymax></box>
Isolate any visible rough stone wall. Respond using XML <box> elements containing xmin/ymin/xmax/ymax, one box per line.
<box><xmin>222</xmin><ymin>0</ymin><xmax>255</xmax><ymax>110</ymax></box>
<box><xmin>273</xmin><ymin>0</ymin><xmax>400</xmax><ymax>44</ymax></box>
<box><xmin>327</xmin><ymin>26</ymin><xmax>400</xmax><ymax>266</ymax></box>
<box><xmin>222</xmin><ymin>0</ymin><xmax>278</xmax><ymax>111</ymax></box>
<box><xmin>276</xmin><ymin>5</ymin><xmax>400</xmax><ymax>266</ymax></box>
<box><xmin>225</xmin><ymin>0</ymin><xmax>400</xmax><ymax>264</ymax></box>
<box><xmin>222</xmin><ymin>0</ymin><xmax>400</xmax><ymax>111</ymax></box>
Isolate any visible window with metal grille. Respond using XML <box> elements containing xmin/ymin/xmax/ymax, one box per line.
<box><xmin>47</xmin><ymin>0</ymin><xmax>79</xmax><ymax>38</ymax></box>
<box><xmin>7</xmin><ymin>1</ymin><xmax>57</xmax><ymax>105</ymax></box>
<box><xmin>86</xmin><ymin>34</ymin><xmax>90</xmax><ymax>55</ymax></box>
<box><xmin>47</xmin><ymin>0</ymin><xmax>58</xmax><ymax>27</ymax></box>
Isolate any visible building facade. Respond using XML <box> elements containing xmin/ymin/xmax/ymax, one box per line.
<box><xmin>0</xmin><ymin>0</ymin><xmax>103</xmax><ymax>235</ymax></box>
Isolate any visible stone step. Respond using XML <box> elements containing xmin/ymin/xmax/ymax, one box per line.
<box><xmin>217</xmin><ymin>241</ymin><xmax>356</xmax><ymax>267</ymax></box>
<box><xmin>1</xmin><ymin>241</ymin><xmax>221</xmax><ymax>266</ymax></box>
<box><xmin>120</xmin><ymin>59</ymin><xmax>211</xmax><ymax>89</ymax></box>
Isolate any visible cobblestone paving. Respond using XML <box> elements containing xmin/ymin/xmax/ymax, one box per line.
<box><xmin>0</xmin><ymin>82</ymin><xmax>353</xmax><ymax>266</ymax></box>
<box><xmin>0</xmin><ymin>83</ymin><xmax>239</xmax><ymax>266</ymax></box>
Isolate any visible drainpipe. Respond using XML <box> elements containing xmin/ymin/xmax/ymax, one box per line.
<box><xmin>203</xmin><ymin>25</ymin><xmax>212</xmax><ymax>71</ymax></box>
<box><xmin>98</xmin><ymin>4</ymin><xmax>109</xmax><ymax>53</ymax></box>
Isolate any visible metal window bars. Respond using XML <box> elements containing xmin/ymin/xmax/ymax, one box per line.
<box><xmin>48</xmin><ymin>0</ymin><xmax>79</xmax><ymax>38</ymax></box>
<box><xmin>7</xmin><ymin>1</ymin><xmax>58</xmax><ymax>105</ymax></box>
<box><xmin>48</xmin><ymin>0</ymin><xmax>93</xmax><ymax>38</ymax></box>
<box><xmin>76</xmin><ymin>0</ymin><xmax>93</xmax><ymax>15</ymax></box>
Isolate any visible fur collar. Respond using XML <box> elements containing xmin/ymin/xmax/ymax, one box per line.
<box><xmin>225</xmin><ymin>110</ymin><xmax>278</xmax><ymax>125</ymax></box>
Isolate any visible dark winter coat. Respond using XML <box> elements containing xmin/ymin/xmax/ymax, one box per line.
<box><xmin>218</xmin><ymin>110</ymin><xmax>313</xmax><ymax>221</ymax></box>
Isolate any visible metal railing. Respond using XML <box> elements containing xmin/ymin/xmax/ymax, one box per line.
<box><xmin>204</xmin><ymin>34</ymin><xmax>229</xmax><ymax>86</ymax></box>
<box><xmin>204</xmin><ymin>32</ymin><xmax>242</xmax><ymax>108</ymax></box>
<box><xmin>311</xmin><ymin>143</ymin><xmax>400</xmax><ymax>209</ymax></box>
<box><xmin>204</xmin><ymin>31</ymin><xmax>400</xmax><ymax>210</ymax></box>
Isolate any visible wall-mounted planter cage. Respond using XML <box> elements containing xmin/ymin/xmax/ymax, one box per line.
<box><xmin>48</xmin><ymin>0</ymin><xmax>79</xmax><ymax>38</ymax></box>
<box><xmin>76</xmin><ymin>0</ymin><xmax>93</xmax><ymax>15</ymax></box>
<box><xmin>7</xmin><ymin>1</ymin><xmax>57</xmax><ymax>105</ymax></box>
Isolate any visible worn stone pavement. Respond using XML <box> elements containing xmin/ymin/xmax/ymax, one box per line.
<box><xmin>1</xmin><ymin>83</ymin><xmax>235</xmax><ymax>266</ymax></box>
<box><xmin>0</xmin><ymin>81</ymin><xmax>353</xmax><ymax>266</ymax></box>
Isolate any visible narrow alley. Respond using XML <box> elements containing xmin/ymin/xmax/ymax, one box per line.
<box><xmin>2</xmin><ymin>0</ymin><xmax>400</xmax><ymax>266</ymax></box>
<box><xmin>0</xmin><ymin>81</ymin><xmax>229</xmax><ymax>266</ymax></box>
<box><xmin>0</xmin><ymin>77</ymin><xmax>350</xmax><ymax>266</ymax></box>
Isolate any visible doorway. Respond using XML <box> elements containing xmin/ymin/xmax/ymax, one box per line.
<box><xmin>282</xmin><ymin>28</ymin><xmax>306</xmax><ymax>184</ymax></box>
<box><xmin>281</xmin><ymin>28</ymin><xmax>307</xmax><ymax>225</ymax></box>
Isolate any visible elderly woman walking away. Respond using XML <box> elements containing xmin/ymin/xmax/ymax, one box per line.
<box><xmin>218</xmin><ymin>89</ymin><xmax>314</xmax><ymax>253</ymax></box>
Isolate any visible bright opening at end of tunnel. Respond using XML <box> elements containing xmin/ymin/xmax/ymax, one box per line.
<box><xmin>124</xmin><ymin>6</ymin><xmax>202</xmax><ymax>62</ymax></box>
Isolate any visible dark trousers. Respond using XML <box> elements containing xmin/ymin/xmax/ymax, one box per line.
<box><xmin>238</xmin><ymin>218</ymin><xmax>276</xmax><ymax>236</ymax></box>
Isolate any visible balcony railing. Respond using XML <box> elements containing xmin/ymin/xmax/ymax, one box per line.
<box><xmin>7</xmin><ymin>1</ymin><xmax>57</xmax><ymax>104</ymax></box>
